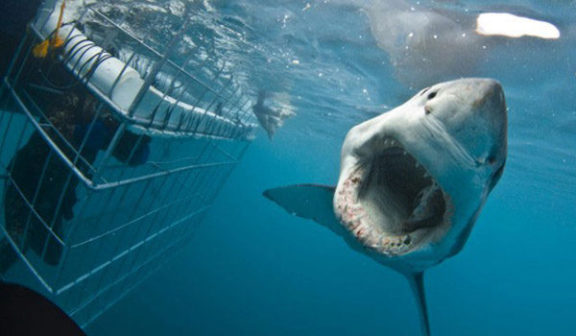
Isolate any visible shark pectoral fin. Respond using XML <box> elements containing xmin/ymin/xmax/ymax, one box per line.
<box><xmin>405</xmin><ymin>272</ymin><xmax>431</xmax><ymax>336</ymax></box>
<box><xmin>263</xmin><ymin>184</ymin><xmax>344</xmax><ymax>236</ymax></box>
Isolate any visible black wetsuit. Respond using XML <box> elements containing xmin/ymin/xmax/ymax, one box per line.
<box><xmin>1</xmin><ymin>132</ymin><xmax>79</xmax><ymax>272</ymax></box>
<box><xmin>0</xmin><ymin>4</ymin><xmax>152</xmax><ymax>276</ymax></box>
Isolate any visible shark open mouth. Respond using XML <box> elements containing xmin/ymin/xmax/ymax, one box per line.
<box><xmin>335</xmin><ymin>137</ymin><xmax>452</xmax><ymax>255</ymax></box>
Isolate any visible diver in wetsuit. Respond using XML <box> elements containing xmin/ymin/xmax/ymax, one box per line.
<box><xmin>0</xmin><ymin>91</ymin><xmax>151</xmax><ymax>277</ymax></box>
<box><xmin>0</xmin><ymin>3</ymin><xmax>151</xmax><ymax>277</ymax></box>
<box><xmin>0</xmin><ymin>93</ymin><xmax>96</xmax><ymax>275</ymax></box>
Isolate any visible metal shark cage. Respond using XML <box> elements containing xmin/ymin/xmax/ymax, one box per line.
<box><xmin>0</xmin><ymin>0</ymin><xmax>255</xmax><ymax>328</ymax></box>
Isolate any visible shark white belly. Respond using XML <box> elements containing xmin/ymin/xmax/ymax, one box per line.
<box><xmin>264</xmin><ymin>78</ymin><xmax>507</xmax><ymax>336</ymax></box>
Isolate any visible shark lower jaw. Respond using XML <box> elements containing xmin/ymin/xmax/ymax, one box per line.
<box><xmin>335</xmin><ymin>137</ymin><xmax>453</xmax><ymax>256</ymax></box>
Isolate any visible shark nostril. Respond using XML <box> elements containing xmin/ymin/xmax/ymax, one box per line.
<box><xmin>425</xmin><ymin>105</ymin><xmax>432</xmax><ymax>115</ymax></box>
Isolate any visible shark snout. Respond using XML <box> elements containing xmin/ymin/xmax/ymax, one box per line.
<box><xmin>472</xmin><ymin>79</ymin><xmax>505</xmax><ymax>110</ymax></box>
<box><xmin>474</xmin><ymin>80</ymin><xmax>507</xmax><ymax>145</ymax></box>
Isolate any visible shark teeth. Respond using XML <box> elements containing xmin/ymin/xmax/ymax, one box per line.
<box><xmin>334</xmin><ymin>165</ymin><xmax>414</xmax><ymax>256</ymax></box>
<box><xmin>383</xmin><ymin>138</ymin><xmax>399</xmax><ymax>147</ymax></box>
<box><xmin>378</xmin><ymin>235</ymin><xmax>412</xmax><ymax>256</ymax></box>
<box><xmin>334</xmin><ymin>136</ymin><xmax>450</xmax><ymax>256</ymax></box>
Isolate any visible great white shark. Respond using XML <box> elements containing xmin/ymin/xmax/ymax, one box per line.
<box><xmin>264</xmin><ymin>78</ymin><xmax>507</xmax><ymax>335</ymax></box>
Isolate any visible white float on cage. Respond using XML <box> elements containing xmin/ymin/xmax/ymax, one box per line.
<box><xmin>36</xmin><ymin>0</ymin><xmax>256</xmax><ymax>139</ymax></box>
<box><xmin>0</xmin><ymin>0</ymin><xmax>256</xmax><ymax>329</ymax></box>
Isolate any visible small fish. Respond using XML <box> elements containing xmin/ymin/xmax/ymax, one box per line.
<box><xmin>33</xmin><ymin>0</ymin><xmax>66</xmax><ymax>58</ymax></box>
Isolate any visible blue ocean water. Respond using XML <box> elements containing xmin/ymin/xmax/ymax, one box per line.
<box><xmin>6</xmin><ymin>0</ymin><xmax>575</xmax><ymax>335</ymax></box>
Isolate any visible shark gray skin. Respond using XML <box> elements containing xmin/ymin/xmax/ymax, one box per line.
<box><xmin>264</xmin><ymin>78</ymin><xmax>507</xmax><ymax>336</ymax></box>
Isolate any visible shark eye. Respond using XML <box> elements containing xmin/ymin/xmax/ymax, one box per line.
<box><xmin>427</xmin><ymin>91</ymin><xmax>437</xmax><ymax>100</ymax></box>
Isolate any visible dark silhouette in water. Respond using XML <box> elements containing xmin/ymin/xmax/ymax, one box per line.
<box><xmin>112</xmin><ymin>131</ymin><xmax>151</xmax><ymax>166</ymax></box>
<box><xmin>2</xmin><ymin>132</ymin><xmax>80</xmax><ymax>268</ymax></box>
<box><xmin>0</xmin><ymin>90</ymin><xmax>151</xmax><ymax>276</ymax></box>
<box><xmin>0</xmin><ymin>7</ymin><xmax>154</xmax><ymax>275</ymax></box>
<box><xmin>0</xmin><ymin>94</ymin><xmax>96</xmax><ymax>273</ymax></box>
<box><xmin>0</xmin><ymin>281</ymin><xmax>86</xmax><ymax>335</ymax></box>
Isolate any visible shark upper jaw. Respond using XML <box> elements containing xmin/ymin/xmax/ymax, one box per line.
<box><xmin>334</xmin><ymin>132</ymin><xmax>454</xmax><ymax>257</ymax></box>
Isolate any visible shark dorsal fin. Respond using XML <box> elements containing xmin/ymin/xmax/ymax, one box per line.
<box><xmin>406</xmin><ymin>272</ymin><xmax>431</xmax><ymax>336</ymax></box>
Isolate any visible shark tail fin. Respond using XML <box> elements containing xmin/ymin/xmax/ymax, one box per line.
<box><xmin>263</xmin><ymin>184</ymin><xmax>344</xmax><ymax>236</ymax></box>
<box><xmin>406</xmin><ymin>272</ymin><xmax>431</xmax><ymax>336</ymax></box>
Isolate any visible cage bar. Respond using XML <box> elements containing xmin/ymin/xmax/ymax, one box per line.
<box><xmin>0</xmin><ymin>0</ymin><xmax>256</xmax><ymax>328</ymax></box>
